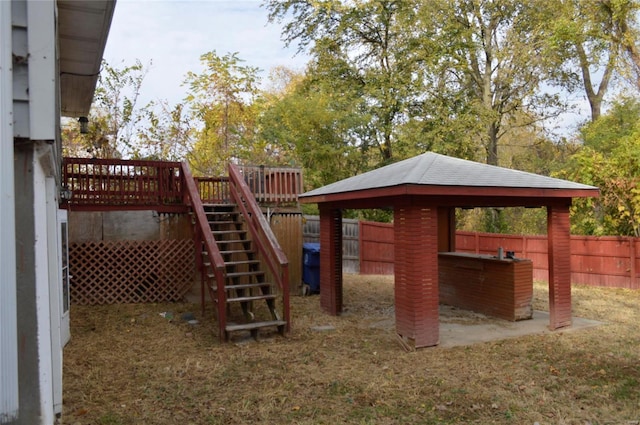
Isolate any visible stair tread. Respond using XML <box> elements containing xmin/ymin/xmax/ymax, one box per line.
<box><xmin>215</xmin><ymin>239</ymin><xmax>249</xmax><ymax>244</ymax></box>
<box><xmin>225</xmin><ymin>259</ymin><xmax>260</xmax><ymax>265</ymax></box>
<box><xmin>203</xmin><ymin>203</ymin><xmax>236</xmax><ymax>207</ymax></box>
<box><xmin>212</xmin><ymin>282</ymin><xmax>275</xmax><ymax>291</ymax></box>
<box><xmin>204</xmin><ymin>260</ymin><xmax>259</xmax><ymax>267</ymax></box>
<box><xmin>202</xmin><ymin>249</ymin><xmax>253</xmax><ymax>256</ymax></box>
<box><xmin>211</xmin><ymin>229</ymin><xmax>247</xmax><ymax>235</ymax></box>
<box><xmin>226</xmin><ymin>320</ymin><xmax>287</xmax><ymax>332</ymax></box>
<box><xmin>207</xmin><ymin>270</ymin><xmax>265</xmax><ymax>279</ymax></box>
<box><xmin>227</xmin><ymin>294</ymin><xmax>277</xmax><ymax>303</ymax></box>
<box><xmin>227</xmin><ymin>270</ymin><xmax>264</xmax><ymax>277</ymax></box>
<box><xmin>207</xmin><ymin>220</ymin><xmax>242</xmax><ymax>225</ymax></box>
<box><xmin>205</xmin><ymin>209</ymin><xmax>237</xmax><ymax>213</ymax></box>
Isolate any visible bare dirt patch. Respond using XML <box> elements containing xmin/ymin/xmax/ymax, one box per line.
<box><xmin>64</xmin><ymin>275</ymin><xmax>640</xmax><ymax>424</ymax></box>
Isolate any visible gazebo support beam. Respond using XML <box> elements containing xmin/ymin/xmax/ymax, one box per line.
<box><xmin>319</xmin><ymin>206</ymin><xmax>343</xmax><ymax>315</ymax></box>
<box><xmin>394</xmin><ymin>203</ymin><xmax>439</xmax><ymax>348</ymax></box>
<box><xmin>547</xmin><ymin>204</ymin><xmax>572</xmax><ymax>329</ymax></box>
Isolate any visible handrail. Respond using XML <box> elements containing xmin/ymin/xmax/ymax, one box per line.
<box><xmin>228</xmin><ymin>163</ymin><xmax>290</xmax><ymax>330</ymax></box>
<box><xmin>180</xmin><ymin>162</ymin><xmax>228</xmax><ymax>339</ymax></box>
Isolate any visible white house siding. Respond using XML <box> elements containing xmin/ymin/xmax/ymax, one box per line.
<box><xmin>3</xmin><ymin>0</ymin><xmax>114</xmax><ymax>422</ymax></box>
<box><xmin>0</xmin><ymin>0</ymin><xmax>19</xmax><ymax>422</ymax></box>
<box><xmin>11</xmin><ymin>0</ymin><xmax>28</xmax><ymax>139</ymax></box>
<box><xmin>33</xmin><ymin>150</ymin><xmax>55</xmax><ymax>425</ymax></box>
<box><xmin>10</xmin><ymin>1</ymin><xmax>60</xmax><ymax>424</ymax></box>
<box><xmin>26</xmin><ymin>1</ymin><xmax>56</xmax><ymax>141</ymax></box>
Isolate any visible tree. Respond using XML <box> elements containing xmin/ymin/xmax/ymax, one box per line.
<box><xmin>414</xmin><ymin>0</ymin><xmax>566</xmax><ymax>166</ymax></box>
<box><xmin>134</xmin><ymin>101</ymin><xmax>193</xmax><ymax>161</ymax></box>
<box><xmin>258</xmin><ymin>64</ymin><xmax>369</xmax><ymax>189</ymax></box>
<box><xmin>61</xmin><ymin>60</ymin><xmax>150</xmax><ymax>158</ymax></box>
<box><xmin>539</xmin><ymin>0</ymin><xmax>629</xmax><ymax>122</ymax></box>
<box><xmin>266</xmin><ymin>0</ymin><xmax>422</xmax><ymax>166</ymax></box>
<box><xmin>561</xmin><ymin>97</ymin><xmax>640</xmax><ymax>236</ymax></box>
<box><xmin>183</xmin><ymin>51</ymin><xmax>261</xmax><ymax>176</ymax></box>
<box><xmin>598</xmin><ymin>0</ymin><xmax>640</xmax><ymax>92</ymax></box>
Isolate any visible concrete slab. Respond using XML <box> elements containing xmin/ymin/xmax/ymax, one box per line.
<box><xmin>437</xmin><ymin>307</ymin><xmax>602</xmax><ymax>348</ymax></box>
<box><xmin>368</xmin><ymin>305</ymin><xmax>603</xmax><ymax>348</ymax></box>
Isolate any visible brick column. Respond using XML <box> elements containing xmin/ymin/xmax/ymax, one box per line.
<box><xmin>394</xmin><ymin>204</ymin><xmax>439</xmax><ymax>348</ymax></box>
<box><xmin>319</xmin><ymin>206</ymin><xmax>342</xmax><ymax>315</ymax></box>
<box><xmin>547</xmin><ymin>204</ymin><xmax>572</xmax><ymax>329</ymax></box>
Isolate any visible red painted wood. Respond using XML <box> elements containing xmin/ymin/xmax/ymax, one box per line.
<box><xmin>300</xmin><ymin>184</ymin><xmax>597</xmax><ymax>207</ymax></box>
<box><xmin>394</xmin><ymin>204</ymin><xmax>439</xmax><ymax>348</ymax></box>
<box><xmin>360</xmin><ymin>220</ymin><xmax>394</xmax><ymax>275</ymax></box>
<box><xmin>357</xmin><ymin>223</ymin><xmax>640</xmax><ymax>289</ymax></box>
<box><xmin>319</xmin><ymin>207</ymin><xmax>343</xmax><ymax>315</ymax></box>
<box><xmin>228</xmin><ymin>164</ymin><xmax>291</xmax><ymax>331</ymax></box>
<box><xmin>548</xmin><ymin>205</ymin><xmax>572</xmax><ymax>329</ymax></box>
<box><xmin>62</xmin><ymin>157</ymin><xmax>184</xmax><ymax>210</ymax></box>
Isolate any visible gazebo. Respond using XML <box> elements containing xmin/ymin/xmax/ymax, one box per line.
<box><xmin>299</xmin><ymin>152</ymin><xmax>599</xmax><ymax>349</ymax></box>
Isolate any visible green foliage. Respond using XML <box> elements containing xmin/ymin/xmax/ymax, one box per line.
<box><xmin>183</xmin><ymin>51</ymin><xmax>262</xmax><ymax>176</ymax></box>
<box><xmin>258</xmin><ymin>62</ymin><xmax>371</xmax><ymax>189</ymax></box>
<box><xmin>457</xmin><ymin>207</ymin><xmax>547</xmax><ymax>236</ymax></box>
<box><xmin>134</xmin><ymin>101</ymin><xmax>193</xmax><ymax>161</ymax></box>
<box><xmin>62</xmin><ymin>59</ymin><xmax>150</xmax><ymax>159</ymax></box>
<box><xmin>562</xmin><ymin>97</ymin><xmax>640</xmax><ymax>236</ymax></box>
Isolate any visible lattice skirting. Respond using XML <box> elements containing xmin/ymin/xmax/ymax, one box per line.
<box><xmin>70</xmin><ymin>240</ymin><xmax>195</xmax><ymax>305</ymax></box>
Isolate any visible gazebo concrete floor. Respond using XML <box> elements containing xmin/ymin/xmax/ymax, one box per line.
<box><xmin>365</xmin><ymin>305</ymin><xmax>603</xmax><ymax>349</ymax></box>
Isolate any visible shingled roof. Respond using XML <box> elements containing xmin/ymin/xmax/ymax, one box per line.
<box><xmin>299</xmin><ymin>152</ymin><xmax>598</xmax><ymax>205</ymax></box>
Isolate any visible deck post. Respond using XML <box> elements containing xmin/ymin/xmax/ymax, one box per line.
<box><xmin>319</xmin><ymin>206</ymin><xmax>342</xmax><ymax>315</ymax></box>
<box><xmin>547</xmin><ymin>204</ymin><xmax>572</xmax><ymax>329</ymax></box>
<box><xmin>394</xmin><ymin>203</ymin><xmax>439</xmax><ymax>348</ymax></box>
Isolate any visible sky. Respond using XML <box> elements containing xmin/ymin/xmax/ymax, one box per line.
<box><xmin>102</xmin><ymin>0</ymin><xmax>309</xmax><ymax>108</ymax></box>
<box><xmin>102</xmin><ymin>0</ymin><xmax>591</xmax><ymax>138</ymax></box>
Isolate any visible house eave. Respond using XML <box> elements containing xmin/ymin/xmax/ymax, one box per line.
<box><xmin>299</xmin><ymin>184</ymin><xmax>600</xmax><ymax>208</ymax></box>
<box><xmin>58</xmin><ymin>0</ymin><xmax>116</xmax><ymax>118</ymax></box>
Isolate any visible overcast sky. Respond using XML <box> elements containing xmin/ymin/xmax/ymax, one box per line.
<box><xmin>103</xmin><ymin>0</ymin><xmax>309</xmax><ymax>108</ymax></box>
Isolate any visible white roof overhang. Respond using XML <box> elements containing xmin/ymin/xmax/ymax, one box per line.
<box><xmin>58</xmin><ymin>0</ymin><xmax>116</xmax><ymax>117</ymax></box>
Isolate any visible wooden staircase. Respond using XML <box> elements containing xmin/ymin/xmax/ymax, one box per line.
<box><xmin>201</xmin><ymin>203</ymin><xmax>287</xmax><ymax>341</ymax></box>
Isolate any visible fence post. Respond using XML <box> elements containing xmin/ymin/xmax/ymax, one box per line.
<box><xmin>630</xmin><ymin>237</ymin><xmax>636</xmax><ymax>289</ymax></box>
<box><xmin>359</xmin><ymin>220</ymin><xmax>364</xmax><ymax>274</ymax></box>
<box><xmin>474</xmin><ymin>232</ymin><xmax>479</xmax><ymax>254</ymax></box>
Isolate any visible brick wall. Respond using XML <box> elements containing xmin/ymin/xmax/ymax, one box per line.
<box><xmin>438</xmin><ymin>253</ymin><xmax>533</xmax><ymax>321</ymax></box>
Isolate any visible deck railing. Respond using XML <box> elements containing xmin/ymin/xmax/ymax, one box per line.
<box><xmin>194</xmin><ymin>176</ymin><xmax>230</xmax><ymax>204</ymax></box>
<box><xmin>195</xmin><ymin>166</ymin><xmax>302</xmax><ymax>205</ymax></box>
<box><xmin>238</xmin><ymin>165</ymin><xmax>302</xmax><ymax>205</ymax></box>
<box><xmin>62</xmin><ymin>158</ymin><xmax>303</xmax><ymax>209</ymax></box>
<box><xmin>61</xmin><ymin>157</ymin><xmax>186</xmax><ymax>212</ymax></box>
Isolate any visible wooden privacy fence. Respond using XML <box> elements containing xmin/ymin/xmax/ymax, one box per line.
<box><xmin>303</xmin><ymin>216</ymin><xmax>360</xmax><ymax>273</ymax></box>
<box><xmin>303</xmin><ymin>216</ymin><xmax>640</xmax><ymax>289</ymax></box>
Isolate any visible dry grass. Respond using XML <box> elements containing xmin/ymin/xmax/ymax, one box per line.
<box><xmin>63</xmin><ymin>275</ymin><xmax>640</xmax><ymax>424</ymax></box>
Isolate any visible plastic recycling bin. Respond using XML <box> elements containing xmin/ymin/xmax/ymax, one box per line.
<box><xmin>302</xmin><ymin>242</ymin><xmax>321</xmax><ymax>293</ymax></box>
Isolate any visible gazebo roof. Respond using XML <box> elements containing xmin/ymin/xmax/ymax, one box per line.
<box><xmin>299</xmin><ymin>152</ymin><xmax>598</xmax><ymax>207</ymax></box>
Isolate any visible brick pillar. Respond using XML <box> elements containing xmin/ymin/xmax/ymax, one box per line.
<box><xmin>319</xmin><ymin>206</ymin><xmax>342</xmax><ymax>315</ymax></box>
<box><xmin>394</xmin><ymin>204</ymin><xmax>439</xmax><ymax>348</ymax></box>
<box><xmin>547</xmin><ymin>204</ymin><xmax>572</xmax><ymax>329</ymax></box>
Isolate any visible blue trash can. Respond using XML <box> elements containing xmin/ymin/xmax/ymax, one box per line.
<box><xmin>302</xmin><ymin>243</ymin><xmax>321</xmax><ymax>293</ymax></box>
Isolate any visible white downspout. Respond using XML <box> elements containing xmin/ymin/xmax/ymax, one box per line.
<box><xmin>0</xmin><ymin>0</ymin><xmax>20</xmax><ymax>422</ymax></box>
